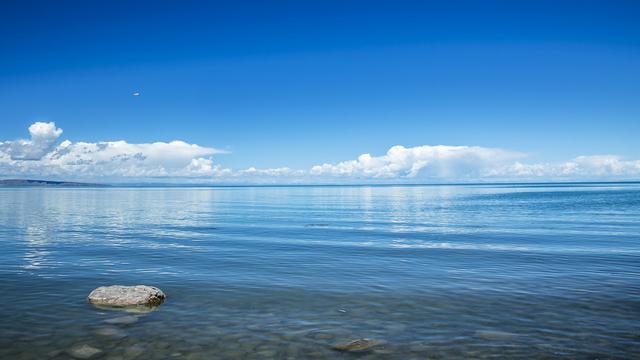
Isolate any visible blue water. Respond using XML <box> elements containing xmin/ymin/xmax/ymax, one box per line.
<box><xmin>0</xmin><ymin>184</ymin><xmax>639</xmax><ymax>359</ymax></box>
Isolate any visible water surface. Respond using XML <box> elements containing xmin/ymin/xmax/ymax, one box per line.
<box><xmin>0</xmin><ymin>184</ymin><xmax>639</xmax><ymax>359</ymax></box>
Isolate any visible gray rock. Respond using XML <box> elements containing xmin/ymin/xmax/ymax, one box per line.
<box><xmin>104</xmin><ymin>315</ymin><xmax>140</xmax><ymax>325</ymax></box>
<box><xmin>94</xmin><ymin>326</ymin><xmax>127</xmax><ymax>338</ymax></box>
<box><xmin>332</xmin><ymin>339</ymin><xmax>385</xmax><ymax>353</ymax></box>
<box><xmin>68</xmin><ymin>344</ymin><xmax>103</xmax><ymax>359</ymax></box>
<box><xmin>88</xmin><ymin>285</ymin><xmax>165</xmax><ymax>307</ymax></box>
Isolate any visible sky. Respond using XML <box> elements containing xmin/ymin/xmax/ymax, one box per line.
<box><xmin>1</xmin><ymin>0</ymin><xmax>639</xmax><ymax>183</ymax></box>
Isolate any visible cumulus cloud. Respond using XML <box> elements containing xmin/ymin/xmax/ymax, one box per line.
<box><xmin>310</xmin><ymin>147</ymin><xmax>640</xmax><ymax>181</ymax></box>
<box><xmin>310</xmin><ymin>146</ymin><xmax>640</xmax><ymax>181</ymax></box>
<box><xmin>0</xmin><ymin>122</ymin><xmax>63</xmax><ymax>160</ymax></box>
<box><xmin>310</xmin><ymin>145</ymin><xmax>524</xmax><ymax>179</ymax></box>
<box><xmin>0</xmin><ymin>122</ymin><xmax>226</xmax><ymax>179</ymax></box>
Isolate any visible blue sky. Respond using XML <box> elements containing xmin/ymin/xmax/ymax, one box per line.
<box><xmin>1</xmin><ymin>1</ymin><xmax>639</xmax><ymax>182</ymax></box>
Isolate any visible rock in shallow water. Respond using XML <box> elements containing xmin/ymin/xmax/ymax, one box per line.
<box><xmin>94</xmin><ymin>326</ymin><xmax>127</xmax><ymax>338</ymax></box>
<box><xmin>68</xmin><ymin>344</ymin><xmax>103</xmax><ymax>359</ymax></box>
<box><xmin>332</xmin><ymin>338</ymin><xmax>386</xmax><ymax>353</ymax></box>
<box><xmin>123</xmin><ymin>344</ymin><xmax>146</xmax><ymax>359</ymax></box>
<box><xmin>105</xmin><ymin>315</ymin><xmax>140</xmax><ymax>325</ymax></box>
<box><xmin>88</xmin><ymin>285</ymin><xmax>165</xmax><ymax>307</ymax></box>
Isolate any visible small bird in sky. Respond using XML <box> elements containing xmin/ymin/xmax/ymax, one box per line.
<box><xmin>132</xmin><ymin>92</ymin><xmax>140</xmax><ymax>96</ymax></box>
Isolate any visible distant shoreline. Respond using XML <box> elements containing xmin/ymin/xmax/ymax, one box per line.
<box><xmin>0</xmin><ymin>179</ymin><xmax>109</xmax><ymax>187</ymax></box>
<box><xmin>2</xmin><ymin>178</ymin><xmax>638</xmax><ymax>188</ymax></box>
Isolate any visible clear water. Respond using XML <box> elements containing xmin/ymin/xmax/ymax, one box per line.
<box><xmin>0</xmin><ymin>184</ymin><xmax>638</xmax><ymax>359</ymax></box>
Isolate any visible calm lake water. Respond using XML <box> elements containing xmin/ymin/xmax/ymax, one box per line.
<box><xmin>0</xmin><ymin>184</ymin><xmax>639</xmax><ymax>359</ymax></box>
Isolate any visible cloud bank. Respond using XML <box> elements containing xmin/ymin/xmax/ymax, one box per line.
<box><xmin>0</xmin><ymin>122</ymin><xmax>225</xmax><ymax>179</ymax></box>
<box><xmin>309</xmin><ymin>147</ymin><xmax>640</xmax><ymax>181</ymax></box>
<box><xmin>1</xmin><ymin>122</ymin><xmax>638</xmax><ymax>182</ymax></box>
<box><xmin>310</xmin><ymin>145</ymin><xmax>525</xmax><ymax>179</ymax></box>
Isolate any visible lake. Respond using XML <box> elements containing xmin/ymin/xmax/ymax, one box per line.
<box><xmin>0</xmin><ymin>183</ymin><xmax>638</xmax><ymax>359</ymax></box>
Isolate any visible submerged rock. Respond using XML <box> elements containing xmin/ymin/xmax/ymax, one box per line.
<box><xmin>88</xmin><ymin>285</ymin><xmax>165</xmax><ymax>307</ymax></box>
<box><xmin>332</xmin><ymin>338</ymin><xmax>385</xmax><ymax>353</ymax></box>
<box><xmin>94</xmin><ymin>326</ymin><xmax>127</xmax><ymax>338</ymax></box>
<box><xmin>123</xmin><ymin>344</ymin><xmax>146</xmax><ymax>359</ymax></box>
<box><xmin>104</xmin><ymin>315</ymin><xmax>140</xmax><ymax>325</ymax></box>
<box><xmin>68</xmin><ymin>344</ymin><xmax>103</xmax><ymax>359</ymax></box>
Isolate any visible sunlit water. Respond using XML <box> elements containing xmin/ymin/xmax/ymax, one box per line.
<box><xmin>0</xmin><ymin>184</ymin><xmax>639</xmax><ymax>359</ymax></box>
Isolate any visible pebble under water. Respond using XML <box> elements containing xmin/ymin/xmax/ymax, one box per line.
<box><xmin>0</xmin><ymin>184</ymin><xmax>639</xmax><ymax>359</ymax></box>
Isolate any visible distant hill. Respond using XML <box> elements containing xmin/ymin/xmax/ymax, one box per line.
<box><xmin>0</xmin><ymin>179</ymin><xmax>108</xmax><ymax>187</ymax></box>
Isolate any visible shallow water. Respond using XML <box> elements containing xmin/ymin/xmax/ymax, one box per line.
<box><xmin>0</xmin><ymin>184</ymin><xmax>639</xmax><ymax>359</ymax></box>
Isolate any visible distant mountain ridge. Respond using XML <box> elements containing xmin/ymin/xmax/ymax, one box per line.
<box><xmin>0</xmin><ymin>179</ymin><xmax>108</xmax><ymax>187</ymax></box>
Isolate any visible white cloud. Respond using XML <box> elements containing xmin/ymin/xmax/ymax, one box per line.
<box><xmin>193</xmin><ymin>153</ymin><xmax>640</xmax><ymax>182</ymax></box>
<box><xmin>185</xmin><ymin>157</ymin><xmax>216</xmax><ymax>175</ymax></box>
<box><xmin>0</xmin><ymin>122</ymin><xmax>226</xmax><ymax>179</ymax></box>
<box><xmin>311</xmin><ymin>146</ymin><xmax>640</xmax><ymax>181</ymax></box>
<box><xmin>494</xmin><ymin>155</ymin><xmax>640</xmax><ymax>179</ymax></box>
<box><xmin>570</xmin><ymin>155</ymin><xmax>640</xmax><ymax>176</ymax></box>
<box><xmin>310</xmin><ymin>145</ymin><xmax>524</xmax><ymax>179</ymax></box>
<box><xmin>238</xmin><ymin>167</ymin><xmax>302</xmax><ymax>176</ymax></box>
<box><xmin>0</xmin><ymin>122</ymin><xmax>63</xmax><ymax>160</ymax></box>
<box><xmin>1</xmin><ymin>122</ymin><xmax>639</xmax><ymax>182</ymax></box>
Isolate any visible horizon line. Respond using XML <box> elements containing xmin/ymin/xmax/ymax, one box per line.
<box><xmin>2</xmin><ymin>178</ymin><xmax>640</xmax><ymax>188</ymax></box>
